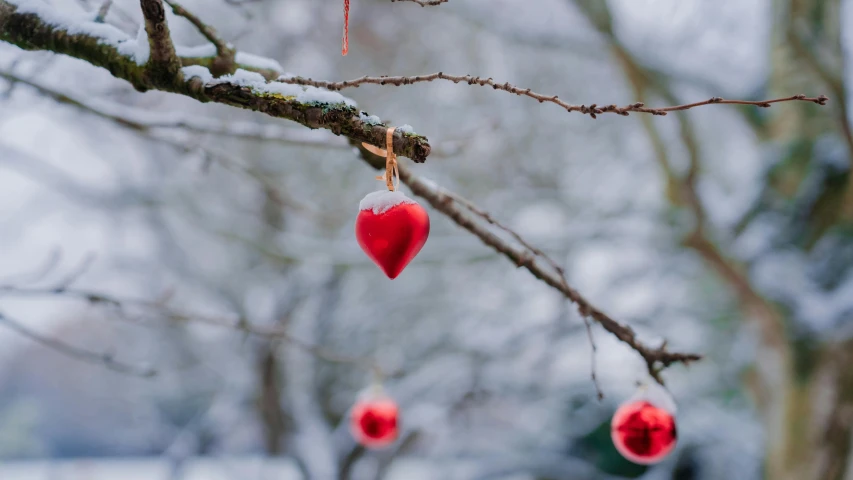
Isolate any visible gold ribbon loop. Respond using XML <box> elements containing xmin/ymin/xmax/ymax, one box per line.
<box><xmin>362</xmin><ymin>127</ymin><xmax>399</xmax><ymax>192</ymax></box>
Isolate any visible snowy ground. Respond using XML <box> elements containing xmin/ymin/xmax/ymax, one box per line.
<box><xmin>0</xmin><ymin>457</ymin><xmax>462</xmax><ymax>480</ymax></box>
<box><xmin>0</xmin><ymin>457</ymin><xmax>305</xmax><ymax>480</ymax></box>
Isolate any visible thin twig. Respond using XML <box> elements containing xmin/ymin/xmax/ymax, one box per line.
<box><xmin>94</xmin><ymin>0</ymin><xmax>113</xmax><ymax>22</ymax></box>
<box><xmin>221</xmin><ymin>0</ymin><xmax>259</xmax><ymax>22</ymax></box>
<box><xmin>51</xmin><ymin>253</ymin><xmax>96</xmax><ymax>291</ymax></box>
<box><xmin>408</xmin><ymin>171</ymin><xmax>701</xmax><ymax>384</ymax></box>
<box><xmin>352</xmin><ymin>143</ymin><xmax>701</xmax><ymax>385</ymax></box>
<box><xmin>441</xmin><ymin>190</ymin><xmax>604</xmax><ymax>397</ymax></box>
<box><xmin>279</xmin><ymin>73</ymin><xmax>830</xmax><ymax>119</ymax></box>
<box><xmin>390</xmin><ymin>0</ymin><xmax>449</xmax><ymax>5</ymax></box>
<box><xmin>0</xmin><ymin>311</ymin><xmax>156</xmax><ymax>377</ymax></box>
<box><xmin>164</xmin><ymin>0</ymin><xmax>234</xmax><ymax>59</ymax></box>
<box><xmin>602</xmin><ymin>26</ymin><xmax>791</xmax><ymax>379</ymax></box>
<box><xmin>0</xmin><ymin>68</ymin><xmax>357</xmax><ymax>220</ymax></box>
<box><xmin>0</xmin><ymin>286</ymin><xmax>386</xmax><ymax>376</ymax></box>
<box><xmin>140</xmin><ymin>0</ymin><xmax>181</xmax><ymax>79</ymax></box>
<box><xmin>0</xmin><ymin>248</ymin><xmax>61</xmax><ymax>286</ymax></box>
<box><xmin>0</xmin><ymin>70</ymin><xmax>346</xmax><ymax>149</ymax></box>
<box><xmin>582</xmin><ymin>314</ymin><xmax>602</xmax><ymax>400</ymax></box>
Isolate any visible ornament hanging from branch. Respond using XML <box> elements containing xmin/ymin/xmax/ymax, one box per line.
<box><xmin>355</xmin><ymin>128</ymin><xmax>430</xmax><ymax>279</ymax></box>
<box><xmin>611</xmin><ymin>382</ymin><xmax>678</xmax><ymax>465</ymax></box>
<box><xmin>350</xmin><ymin>386</ymin><xmax>400</xmax><ymax>448</ymax></box>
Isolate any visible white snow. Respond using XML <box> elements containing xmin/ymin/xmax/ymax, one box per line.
<box><xmin>10</xmin><ymin>0</ymin><xmax>125</xmax><ymax>43</ymax></box>
<box><xmin>416</xmin><ymin>176</ymin><xmax>439</xmax><ymax>191</ymax></box>
<box><xmin>235</xmin><ymin>52</ymin><xmax>284</xmax><ymax>73</ymax></box>
<box><xmin>0</xmin><ymin>458</ymin><xmax>304</xmax><ymax>480</ymax></box>
<box><xmin>181</xmin><ymin>65</ymin><xmax>214</xmax><ymax>84</ymax></box>
<box><xmin>176</xmin><ymin>45</ymin><xmax>284</xmax><ymax>75</ymax></box>
<box><xmin>353</xmin><ymin>384</ymin><xmax>393</xmax><ymax>402</ymax></box>
<box><xmin>208</xmin><ymin>68</ymin><xmax>267</xmax><ymax>87</ymax></box>
<box><xmin>398</xmin><ymin>124</ymin><xmax>415</xmax><ymax>134</ymax></box>
<box><xmin>175</xmin><ymin>43</ymin><xmax>218</xmax><ymax>58</ymax></box>
<box><xmin>115</xmin><ymin>26</ymin><xmax>150</xmax><ymax>65</ymax></box>
<box><xmin>8</xmin><ymin>0</ymin><xmax>149</xmax><ymax>64</ymax></box>
<box><xmin>359</xmin><ymin>111</ymin><xmax>382</xmax><ymax>125</ymax></box>
<box><xmin>358</xmin><ymin>190</ymin><xmax>418</xmax><ymax>215</ymax></box>
<box><xmin>207</xmin><ymin>69</ymin><xmax>357</xmax><ymax>107</ymax></box>
<box><xmin>10</xmin><ymin>1</ymin><xmax>284</xmax><ymax>72</ymax></box>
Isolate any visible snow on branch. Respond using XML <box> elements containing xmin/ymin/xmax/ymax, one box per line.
<box><xmin>0</xmin><ymin>0</ymin><xmax>432</xmax><ymax>162</ymax></box>
<box><xmin>281</xmin><ymin>73</ymin><xmax>830</xmax><ymax>119</ymax></box>
<box><xmin>0</xmin><ymin>69</ymin><xmax>349</xmax><ymax>149</ymax></box>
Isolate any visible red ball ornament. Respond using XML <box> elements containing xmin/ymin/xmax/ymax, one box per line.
<box><xmin>350</xmin><ymin>394</ymin><xmax>400</xmax><ymax>448</ymax></box>
<box><xmin>611</xmin><ymin>383</ymin><xmax>678</xmax><ymax>465</ymax></box>
<box><xmin>355</xmin><ymin>190</ymin><xmax>430</xmax><ymax>279</ymax></box>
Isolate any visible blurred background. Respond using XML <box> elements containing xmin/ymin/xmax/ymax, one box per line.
<box><xmin>0</xmin><ymin>0</ymin><xmax>851</xmax><ymax>478</ymax></box>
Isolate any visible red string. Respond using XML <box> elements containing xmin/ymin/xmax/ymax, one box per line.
<box><xmin>342</xmin><ymin>0</ymin><xmax>350</xmax><ymax>56</ymax></box>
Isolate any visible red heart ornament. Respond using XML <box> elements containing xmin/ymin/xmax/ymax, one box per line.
<box><xmin>356</xmin><ymin>190</ymin><xmax>430</xmax><ymax>279</ymax></box>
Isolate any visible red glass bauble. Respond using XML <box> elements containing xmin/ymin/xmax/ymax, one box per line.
<box><xmin>350</xmin><ymin>396</ymin><xmax>399</xmax><ymax>448</ymax></box>
<box><xmin>611</xmin><ymin>387</ymin><xmax>677</xmax><ymax>464</ymax></box>
<box><xmin>355</xmin><ymin>191</ymin><xmax>430</xmax><ymax>279</ymax></box>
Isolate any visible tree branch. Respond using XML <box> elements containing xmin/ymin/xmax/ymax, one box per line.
<box><xmin>166</xmin><ymin>0</ymin><xmax>230</xmax><ymax>57</ymax></box>
<box><xmin>355</xmin><ymin>145</ymin><xmax>701</xmax><ymax>385</ymax></box>
<box><xmin>0</xmin><ymin>69</ymin><xmax>349</xmax><ymax>149</ymax></box>
<box><xmin>438</xmin><ymin>187</ymin><xmax>604</xmax><ymax>397</ymax></box>
<box><xmin>95</xmin><ymin>0</ymin><xmax>113</xmax><ymax>23</ymax></box>
<box><xmin>0</xmin><ymin>0</ymin><xmax>432</xmax><ymax>161</ymax></box>
<box><xmin>390</xmin><ymin>0</ymin><xmax>449</xmax><ymax>5</ymax></box>
<box><xmin>280</xmin><ymin>73</ymin><xmax>829</xmax><ymax>119</ymax></box>
<box><xmin>612</xmin><ymin>35</ymin><xmax>791</xmax><ymax>353</ymax></box>
<box><xmin>140</xmin><ymin>0</ymin><xmax>181</xmax><ymax>81</ymax></box>
<box><xmin>0</xmin><ymin>285</ymin><xmax>387</xmax><ymax>376</ymax></box>
<box><xmin>575</xmin><ymin>1</ymin><xmax>789</xmax><ymax>382</ymax></box>
<box><xmin>164</xmin><ymin>0</ymin><xmax>237</xmax><ymax>77</ymax></box>
<box><xmin>0</xmin><ymin>310</ymin><xmax>156</xmax><ymax>377</ymax></box>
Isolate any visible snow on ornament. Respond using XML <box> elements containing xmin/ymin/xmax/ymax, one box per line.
<box><xmin>356</xmin><ymin>128</ymin><xmax>430</xmax><ymax>279</ymax></box>
<box><xmin>350</xmin><ymin>390</ymin><xmax>400</xmax><ymax>449</ymax></box>
<box><xmin>356</xmin><ymin>190</ymin><xmax>429</xmax><ymax>279</ymax></box>
<box><xmin>611</xmin><ymin>382</ymin><xmax>678</xmax><ymax>465</ymax></box>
